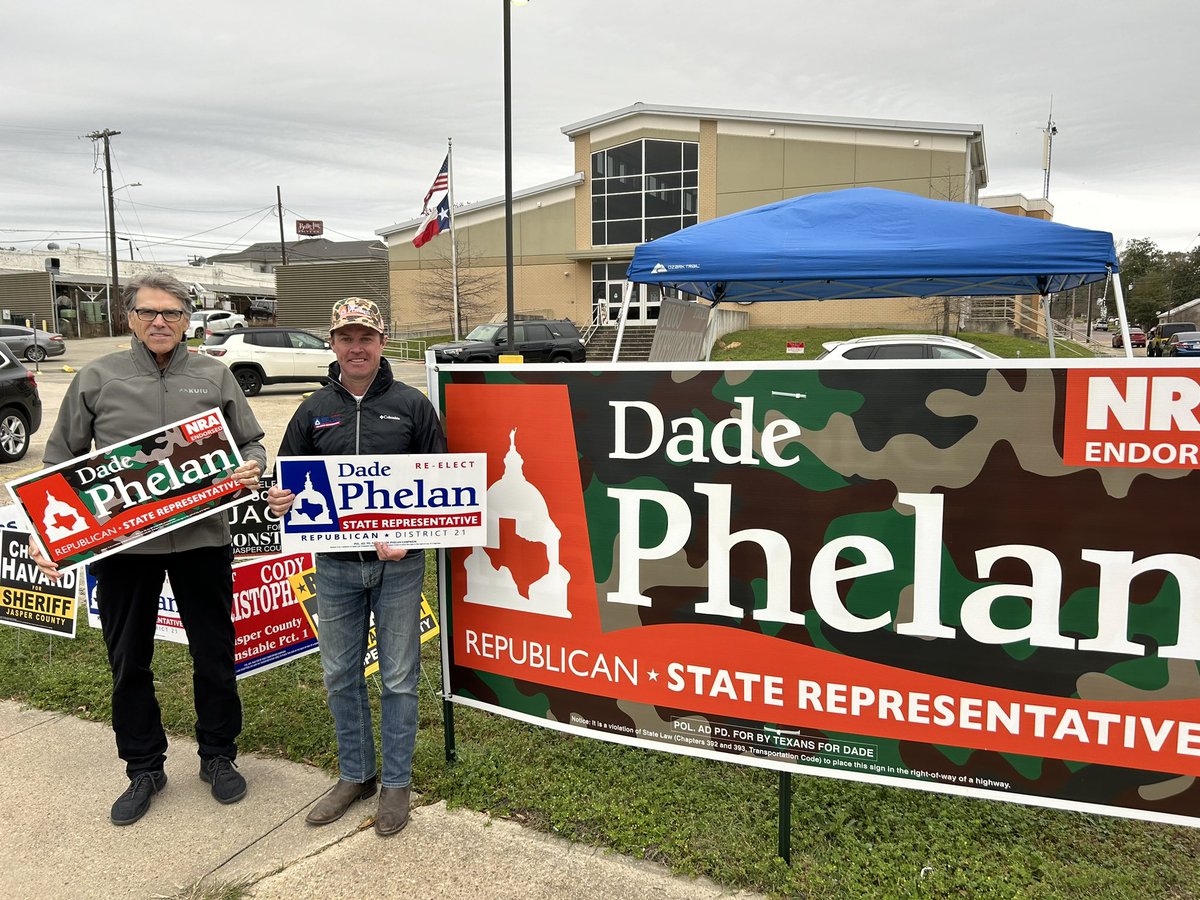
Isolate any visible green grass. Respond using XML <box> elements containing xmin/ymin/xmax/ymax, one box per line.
<box><xmin>3</xmin><ymin>552</ymin><xmax>1198</xmax><ymax>899</ymax></box>
<box><xmin>710</xmin><ymin>327</ymin><xmax>1100</xmax><ymax>362</ymax></box>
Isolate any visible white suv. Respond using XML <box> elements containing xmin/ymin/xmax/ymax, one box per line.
<box><xmin>816</xmin><ymin>334</ymin><xmax>999</xmax><ymax>361</ymax></box>
<box><xmin>198</xmin><ymin>327</ymin><xmax>334</xmax><ymax>396</ymax></box>
<box><xmin>189</xmin><ymin>309</ymin><xmax>247</xmax><ymax>340</ymax></box>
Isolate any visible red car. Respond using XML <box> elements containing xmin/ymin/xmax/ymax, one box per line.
<box><xmin>1112</xmin><ymin>329</ymin><xmax>1146</xmax><ymax>349</ymax></box>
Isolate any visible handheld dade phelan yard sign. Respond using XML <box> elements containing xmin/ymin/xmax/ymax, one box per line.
<box><xmin>437</xmin><ymin>363</ymin><xmax>1200</xmax><ymax>828</ymax></box>
<box><xmin>5</xmin><ymin>408</ymin><xmax>250</xmax><ymax>572</ymax></box>
<box><xmin>275</xmin><ymin>454</ymin><xmax>486</xmax><ymax>553</ymax></box>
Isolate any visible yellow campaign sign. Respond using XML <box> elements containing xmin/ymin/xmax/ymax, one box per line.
<box><xmin>288</xmin><ymin>566</ymin><xmax>440</xmax><ymax>679</ymax></box>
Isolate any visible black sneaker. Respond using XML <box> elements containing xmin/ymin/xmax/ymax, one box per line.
<box><xmin>111</xmin><ymin>771</ymin><xmax>167</xmax><ymax>826</ymax></box>
<box><xmin>199</xmin><ymin>756</ymin><xmax>247</xmax><ymax>804</ymax></box>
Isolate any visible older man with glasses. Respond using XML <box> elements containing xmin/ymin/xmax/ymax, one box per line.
<box><xmin>30</xmin><ymin>272</ymin><xmax>266</xmax><ymax>826</ymax></box>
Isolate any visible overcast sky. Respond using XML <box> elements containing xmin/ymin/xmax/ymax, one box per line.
<box><xmin>3</xmin><ymin>1</ymin><xmax>1198</xmax><ymax>266</ymax></box>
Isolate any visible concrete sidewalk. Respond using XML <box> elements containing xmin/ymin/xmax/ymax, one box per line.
<box><xmin>0</xmin><ymin>701</ymin><xmax>761</xmax><ymax>900</ymax></box>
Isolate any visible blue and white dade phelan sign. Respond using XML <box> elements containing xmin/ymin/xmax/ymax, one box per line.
<box><xmin>276</xmin><ymin>454</ymin><xmax>487</xmax><ymax>553</ymax></box>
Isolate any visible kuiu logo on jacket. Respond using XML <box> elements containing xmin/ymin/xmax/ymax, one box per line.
<box><xmin>179</xmin><ymin>388</ymin><xmax>210</xmax><ymax>394</ymax></box>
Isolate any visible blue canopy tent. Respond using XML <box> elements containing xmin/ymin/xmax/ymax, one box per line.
<box><xmin>622</xmin><ymin>187</ymin><xmax>1129</xmax><ymax>360</ymax></box>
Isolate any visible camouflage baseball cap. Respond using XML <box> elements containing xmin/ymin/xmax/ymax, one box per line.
<box><xmin>330</xmin><ymin>297</ymin><xmax>386</xmax><ymax>334</ymax></box>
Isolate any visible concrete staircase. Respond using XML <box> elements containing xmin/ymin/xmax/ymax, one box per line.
<box><xmin>584</xmin><ymin>325</ymin><xmax>655</xmax><ymax>362</ymax></box>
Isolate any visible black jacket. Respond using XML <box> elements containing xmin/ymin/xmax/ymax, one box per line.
<box><xmin>278</xmin><ymin>357</ymin><xmax>446</xmax><ymax>457</ymax></box>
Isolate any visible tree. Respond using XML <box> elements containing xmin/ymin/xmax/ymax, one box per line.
<box><xmin>411</xmin><ymin>233</ymin><xmax>501</xmax><ymax>336</ymax></box>
<box><xmin>1116</xmin><ymin>238</ymin><xmax>1200</xmax><ymax>328</ymax></box>
<box><xmin>924</xmin><ymin>170</ymin><xmax>972</xmax><ymax>335</ymax></box>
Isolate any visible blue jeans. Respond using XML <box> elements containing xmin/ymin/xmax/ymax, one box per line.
<box><xmin>315</xmin><ymin>552</ymin><xmax>424</xmax><ymax>788</ymax></box>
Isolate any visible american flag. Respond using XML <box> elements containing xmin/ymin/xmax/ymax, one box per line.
<box><xmin>422</xmin><ymin>155</ymin><xmax>449</xmax><ymax>213</ymax></box>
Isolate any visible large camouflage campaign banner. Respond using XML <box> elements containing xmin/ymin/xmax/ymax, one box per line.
<box><xmin>436</xmin><ymin>361</ymin><xmax>1200</xmax><ymax>828</ymax></box>
<box><xmin>6</xmin><ymin>408</ymin><xmax>249</xmax><ymax>571</ymax></box>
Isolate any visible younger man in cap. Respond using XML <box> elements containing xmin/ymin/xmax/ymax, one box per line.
<box><xmin>267</xmin><ymin>297</ymin><xmax>445</xmax><ymax>835</ymax></box>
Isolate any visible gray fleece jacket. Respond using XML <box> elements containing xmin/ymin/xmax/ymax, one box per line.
<box><xmin>43</xmin><ymin>337</ymin><xmax>267</xmax><ymax>554</ymax></box>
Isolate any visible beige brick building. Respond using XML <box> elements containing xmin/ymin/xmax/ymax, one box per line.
<box><xmin>378</xmin><ymin>103</ymin><xmax>988</xmax><ymax>335</ymax></box>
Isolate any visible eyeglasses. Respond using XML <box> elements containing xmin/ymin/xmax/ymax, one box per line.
<box><xmin>131</xmin><ymin>308</ymin><xmax>186</xmax><ymax>323</ymax></box>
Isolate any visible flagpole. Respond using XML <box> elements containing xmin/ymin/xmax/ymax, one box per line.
<box><xmin>447</xmin><ymin>137</ymin><xmax>461</xmax><ymax>340</ymax></box>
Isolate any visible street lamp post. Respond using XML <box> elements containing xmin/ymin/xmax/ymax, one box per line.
<box><xmin>117</xmin><ymin>236</ymin><xmax>135</xmax><ymax>261</ymax></box>
<box><xmin>502</xmin><ymin>0</ymin><xmax>517</xmax><ymax>354</ymax></box>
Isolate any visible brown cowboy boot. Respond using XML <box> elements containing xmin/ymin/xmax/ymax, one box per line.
<box><xmin>374</xmin><ymin>786</ymin><xmax>411</xmax><ymax>836</ymax></box>
<box><xmin>305</xmin><ymin>777</ymin><xmax>377</xmax><ymax>826</ymax></box>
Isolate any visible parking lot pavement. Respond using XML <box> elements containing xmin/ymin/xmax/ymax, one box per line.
<box><xmin>0</xmin><ymin>337</ymin><xmax>431</xmax><ymax>484</ymax></box>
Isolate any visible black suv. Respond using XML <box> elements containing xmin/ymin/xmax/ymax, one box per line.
<box><xmin>430</xmin><ymin>319</ymin><xmax>586</xmax><ymax>364</ymax></box>
<box><xmin>0</xmin><ymin>343</ymin><xmax>41</xmax><ymax>463</ymax></box>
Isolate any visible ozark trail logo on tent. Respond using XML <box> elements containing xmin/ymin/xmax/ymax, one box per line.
<box><xmin>651</xmin><ymin>263</ymin><xmax>667</xmax><ymax>274</ymax></box>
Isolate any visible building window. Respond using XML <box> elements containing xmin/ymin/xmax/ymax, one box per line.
<box><xmin>590</xmin><ymin>138</ymin><xmax>699</xmax><ymax>247</ymax></box>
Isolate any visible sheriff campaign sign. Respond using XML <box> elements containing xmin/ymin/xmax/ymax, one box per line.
<box><xmin>0</xmin><ymin>527</ymin><xmax>78</xmax><ymax>637</ymax></box>
<box><xmin>6</xmin><ymin>409</ymin><xmax>250</xmax><ymax>571</ymax></box>
<box><xmin>436</xmin><ymin>359</ymin><xmax>1200</xmax><ymax>829</ymax></box>
<box><xmin>276</xmin><ymin>454</ymin><xmax>486</xmax><ymax>553</ymax></box>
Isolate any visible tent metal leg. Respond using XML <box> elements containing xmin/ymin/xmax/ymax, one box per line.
<box><xmin>1042</xmin><ymin>295</ymin><xmax>1057</xmax><ymax>358</ymax></box>
<box><xmin>1111</xmin><ymin>272</ymin><xmax>1135</xmax><ymax>359</ymax></box>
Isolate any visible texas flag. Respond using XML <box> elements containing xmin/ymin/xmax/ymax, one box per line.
<box><xmin>412</xmin><ymin>194</ymin><xmax>450</xmax><ymax>248</ymax></box>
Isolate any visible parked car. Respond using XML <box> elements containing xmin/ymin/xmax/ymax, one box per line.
<box><xmin>1147</xmin><ymin>322</ymin><xmax>1197</xmax><ymax>357</ymax></box>
<box><xmin>1164</xmin><ymin>331</ymin><xmax>1200</xmax><ymax>357</ymax></box>
<box><xmin>0</xmin><ymin>325</ymin><xmax>66</xmax><ymax>363</ymax></box>
<box><xmin>188</xmin><ymin>309</ymin><xmax>247</xmax><ymax>340</ymax></box>
<box><xmin>0</xmin><ymin>343</ymin><xmax>41</xmax><ymax>462</ymax></box>
<box><xmin>430</xmin><ymin>319</ymin><xmax>586</xmax><ymax>364</ymax></box>
<box><xmin>1093</xmin><ymin>320</ymin><xmax>1109</xmax><ymax>332</ymax></box>
<box><xmin>1111</xmin><ymin>328</ymin><xmax>1146</xmax><ymax>349</ymax></box>
<box><xmin>198</xmin><ymin>327</ymin><xmax>334</xmax><ymax>396</ymax></box>
<box><xmin>815</xmin><ymin>334</ymin><xmax>1000</xmax><ymax>361</ymax></box>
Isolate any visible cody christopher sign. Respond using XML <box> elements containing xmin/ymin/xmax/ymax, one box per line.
<box><xmin>6</xmin><ymin>409</ymin><xmax>249</xmax><ymax>571</ymax></box>
<box><xmin>276</xmin><ymin>454</ymin><xmax>486</xmax><ymax>553</ymax></box>
<box><xmin>437</xmin><ymin>360</ymin><xmax>1200</xmax><ymax>828</ymax></box>
<box><xmin>231</xmin><ymin>552</ymin><xmax>317</xmax><ymax>678</ymax></box>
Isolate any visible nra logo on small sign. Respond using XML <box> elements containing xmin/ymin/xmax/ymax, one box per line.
<box><xmin>181</xmin><ymin>412</ymin><xmax>223</xmax><ymax>443</ymax></box>
<box><xmin>295</xmin><ymin>219</ymin><xmax>324</xmax><ymax>236</ymax></box>
<box><xmin>1063</xmin><ymin>370</ymin><xmax>1200</xmax><ymax>468</ymax></box>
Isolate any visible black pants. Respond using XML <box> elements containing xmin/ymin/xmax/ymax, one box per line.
<box><xmin>93</xmin><ymin>545</ymin><xmax>242</xmax><ymax>777</ymax></box>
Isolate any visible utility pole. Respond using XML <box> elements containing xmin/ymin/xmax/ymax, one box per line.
<box><xmin>87</xmin><ymin>129</ymin><xmax>121</xmax><ymax>316</ymax></box>
<box><xmin>277</xmin><ymin>186</ymin><xmax>288</xmax><ymax>266</ymax></box>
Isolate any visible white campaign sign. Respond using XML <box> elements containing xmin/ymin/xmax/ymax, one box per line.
<box><xmin>276</xmin><ymin>453</ymin><xmax>487</xmax><ymax>552</ymax></box>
